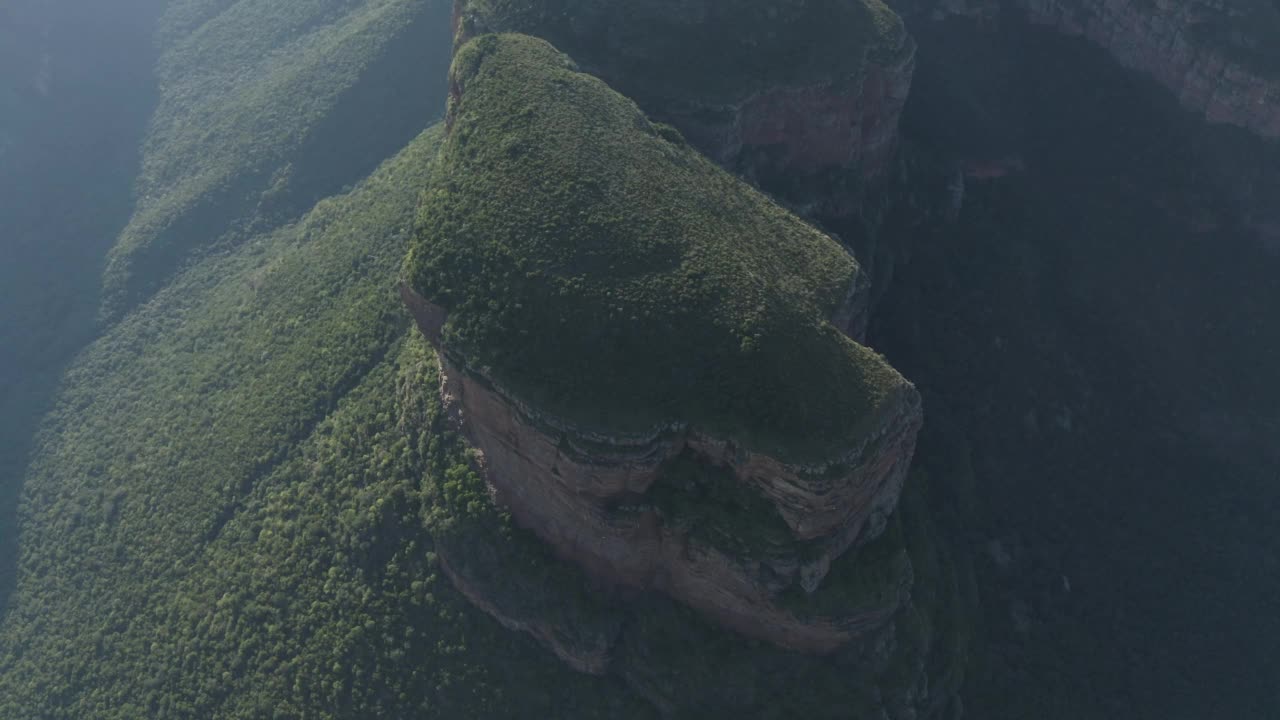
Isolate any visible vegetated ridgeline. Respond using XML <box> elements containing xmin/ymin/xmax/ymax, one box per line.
<box><xmin>98</xmin><ymin>0</ymin><xmax>452</xmax><ymax>320</ymax></box>
<box><xmin>454</xmin><ymin>0</ymin><xmax>916</xmax><ymax>214</ymax></box>
<box><xmin>405</xmin><ymin>33</ymin><xmax>923</xmax><ymax>656</ymax></box>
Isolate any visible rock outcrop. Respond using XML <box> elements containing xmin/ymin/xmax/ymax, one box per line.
<box><xmin>99</xmin><ymin>0</ymin><xmax>454</xmax><ymax>320</ymax></box>
<box><xmin>406</xmin><ymin>284</ymin><xmax>920</xmax><ymax>653</ymax></box>
<box><xmin>902</xmin><ymin>0</ymin><xmax>1280</xmax><ymax>139</ymax></box>
<box><xmin>1026</xmin><ymin>0</ymin><xmax>1280</xmax><ymax>138</ymax></box>
<box><xmin>733</xmin><ymin>55</ymin><xmax>915</xmax><ymax>185</ymax></box>
<box><xmin>404</xmin><ymin>31</ymin><xmax>924</xmax><ymax>657</ymax></box>
<box><xmin>453</xmin><ymin>0</ymin><xmax>916</xmax><ymax>210</ymax></box>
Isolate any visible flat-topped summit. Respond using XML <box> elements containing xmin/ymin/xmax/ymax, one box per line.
<box><xmin>409</xmin><ymin>33</ymin><xmax>909</xmax><ymax>463</ymax></box>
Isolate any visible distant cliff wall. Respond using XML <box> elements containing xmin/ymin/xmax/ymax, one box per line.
<box><xmin>1027</xmin><ymin>0</ymin><xmax>1280</xmax><ymax>138</ymax></box>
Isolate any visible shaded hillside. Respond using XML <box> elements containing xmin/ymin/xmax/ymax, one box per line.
<box><xmin>3</xmin><ymin>0</ymin><xmax>1276</xmax><ymax>718</ymax></box>
<box><xmin>875</xmin><ymin>16</ymin><xmax>1280</xmax><ymax>719</ymax></box>
<box><xmin>0</xmin><ymin>125</ymin><xmax>656</xmax><ymax>719</ymax></box>
<box><xmin>0</xmin><ymin>0</ymin><xmax>165</xmax><ymax>618</ymax></box>
<box><xmin>101</xmin><ymin>0</ymin><xmax>454</xmax><ymax>318</ymax></box>
<box><xmin>456</xmin><ymin>0</ymin><xmax>917</xmax><ymax>214</ymax></box>
<box><xmin>1</xmin><ymin>0</ymin><xmax>453</xmax><ymax>617</ymax></box>
<box><xmin>411</xmin><ymin>34</ymin><xmax>907</xmax><ymax>461</ymax></box>
<box><xmin>0</xmin><ymin>2</ymin><xmax>973</xmax><ymax>716</ymax></box>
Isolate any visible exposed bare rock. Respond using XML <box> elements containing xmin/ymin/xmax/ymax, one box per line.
<box><xmin>404</xmin><ymin>287</ymin><xmax>922</xmax><ymax>654</ymax></box>
<box><xmin>1009</xmin><ymin>0</ymin><xmax>1280</xmax><ymax>138</ymax></box>
<box><xmin>892</xmin><ymin>0</ymin><xmax>1280</xmax><ymax>139</ymax></box>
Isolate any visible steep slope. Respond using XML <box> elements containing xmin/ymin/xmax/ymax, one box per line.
<box><xmin>892</xmin><ymin>0</ymin><xmax>1280</xmax><ymax>139</ymax></box>
<box><xmin>100</xmin><ymin>0</ymin><xmax>453</xmax><ymax>319</ymax></box>
<box><xmin>1025</xmin><ymin>0</ymin><xmax>1280</xmax><ymax>138</ymax></box>
<box><xmin>0</xmin><ymin>0</ymin><xmax>164</xmax><ymax>617</ymax></box>
<box><xmin>0</xmin><ymin>127</ymin><xmax>654</xmax><ymax>719</ymax></box>
<box><xmin>0</xmin><ymin>2</ymin><xmax>975</xmax><ymax>718</ymax></box>
<box><xmin>872</xmin><ymin>16</ymin><xmax>1280</xmax><ymax>720</ymax></box>
<box><xmin>413</xmin><ymin>34</ymin><xmax>914</xmax><ymax>462</ymax></box>
<box><xmin>0</xmin><ymin>108</ymin><xmax>962</xmax><ymax>718</ymax></box>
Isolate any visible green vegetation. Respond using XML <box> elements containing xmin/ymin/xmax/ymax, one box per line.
<box><xmin>0</xmin><ymin>17</ymin><xmax>32</xmax><ymax>146</ymax></box>
<box><xmin>0</xmin><ymin>126</ymin><xmax>658</xmax><ymax>718</ymax></box>
<box><xmin>462</xmin><ymin>0</ymin><xmax>909</xmax><ymax>103</ymax></box>
<box><xmin>607</xmin><ymin>467</ymin><xmax>968</xmax><ymax>720</ymax></box>
<box><xmin>899</xmin><ymin>469</ymin><xmax>974</xmax><ymax>709</ymax></box>
<box><xmin>414</xmin><ymin>405</ymin><xmax>969</xmax><ymax>719</ymax></box>
<box><xmin>777</xmin><ymin>512</ymin><xmax>912</xmax><ymax>619</ymax></box>
<box><xmin>614</xmin><ymin>599</ymin><xmax>890</xmax><ymax>719</ymax></box>
<box><xmin>10</xmin><ymin>95</ymin><xmax>924</xmax><ymax>708</ymax></box>
<box><xmin>409</xmin><ymin>34</ymin><xmax>909</xmax><ymax>462</ymax></box>
<box><xmin>644</xmin><ymin>451</ymin><xmax>797</xmax><ymax>555</ymax></box>
<box><xmin>0</xmin><ymin>8</ymin><xmax>959</xmax><ymax>718</ymax></box>
<box><xmin>0</xmin><ymin>0</ymin><xmax>165</xmax><ymax>618</ymax></box>
<box><xmin>407</xmin><ymin>337</ymin><xmax>632</xmax><ymax>659</ymax></box>
<box><xmin>101</xmin><ymin>0</ymin><xmax>453</xmax><ymax>319</ymax></box>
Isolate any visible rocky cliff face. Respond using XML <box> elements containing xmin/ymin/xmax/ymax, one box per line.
<box><xmin>645</xmin><ymin>37</ymin><xmax>916</xmax><ymax>211</ymax></box>
<box><xmin>901</xmin><ymin>0</ymin><xmax>1280</xmax><ymax>139</ymax></box>
<box><xmin>405</xmin><ymin>285</ymin><xmax>922</xmax><ymax>654</ymax></box>
<box><xmin>453</xmin><ymin>0</ymin><xmax>915</xmax><ymax>210</ymax></box>
<box><xmin>403</xmin><ymin>25</ymin><xmax>946</xmax><ymax>713</ymax></box>
<box><xmin>733</xmin><ymin>54</ymin><xmax>915</xmax><ymax>186</ymax></box>
<box><xmin>1025</xmin><ymin>0</ymin><xmax>1280</xmax><ymax>138</ymax></box>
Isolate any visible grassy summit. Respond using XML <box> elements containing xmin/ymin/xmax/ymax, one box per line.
<box><xmin>408</xmin><ymin>34</ymin><xmax>910</xmax><ymax>461</ymax></box>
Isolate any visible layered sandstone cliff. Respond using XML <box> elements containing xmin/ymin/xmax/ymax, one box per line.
<box><xmin>406</xmin><ymin>285</ymin><xmax>922</xmax><ymax>654</ymax></box>
<box><xmin>453</xmin><ymin>0</ymin><xmax>916</xmax><ymax>208</ymax></box>
<box><xmin>1026</xmin><ymin>0</ymin><xmax>1280</xmax><ymax>138</ymax></box>
<box><xmin>403</xmin><ymin>31</ymin><xmax>926</xmax><ymax>658</ymax></box>
<box><xmin>902</xmin><ymin>0</ymin><xmax>1280</xmax><ymax>139</ymax></box>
